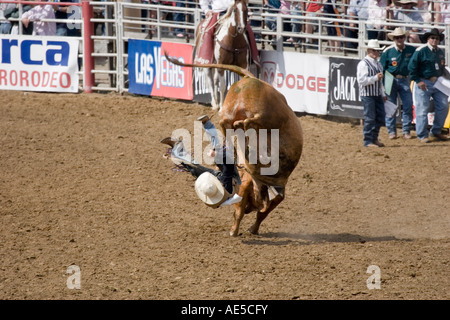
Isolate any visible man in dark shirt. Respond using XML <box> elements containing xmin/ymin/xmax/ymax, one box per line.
<box><xmin>408</xmin><ymin>28</ymin><xmax>449</xmax><ymax>143</ymax></box>
<box><xmin>380</xmin><ymin>27</ymin><xmax>416</xmax><ymax>139</ymax></box>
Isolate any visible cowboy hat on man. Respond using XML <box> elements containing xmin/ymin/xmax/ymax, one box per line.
<box><xmin>363</xmin><ymin>39</ymin><xmax>385</xmax><ymax>51</ymax></box>
<box><xmin>387</xmin><ymin>27</ymin><xmax>410</xmax><ymax>41</ymax></box>
<box><xmin>394</xmin><ymin>0</ymin><xmax>417</xmax><ymax>6</ymax></box>
<box><xmin>422</xmin><ymin>28</ymin><xmax>444</xmax><ymax>42</ymax></box>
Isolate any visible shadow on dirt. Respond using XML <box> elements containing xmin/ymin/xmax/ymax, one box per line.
<box><xmin>241</xmin><ymin>232</ymin><xmax>411</xmax><ymax>246</ymax></box>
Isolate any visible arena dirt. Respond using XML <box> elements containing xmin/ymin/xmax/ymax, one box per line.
<box><xmin>0</xmin><ymin>91</ymin><xmax>448</xmax><ymax>300</ymax></box>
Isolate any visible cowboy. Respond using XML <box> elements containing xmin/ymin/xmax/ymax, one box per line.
<box><xmin>160</xmin><ymin>115</ymin><xmax>242</xmax><ymax>208</ymax></box>
<box><xmin>195</xmin><ymin>0</ymin><xmax>260</xmax><ymax>67</ymax></box>
<box><xmin>380</xmin><ymin>27</ymin><xmax>416</xmax><ymax>139</ymax></box>
<box><xmin>408</xmin><ymin>28</ymin><xmax>449</xmax><ymax>143</ymax></box>
<box><xmin>357</xmin><ymin>39</ymin><xmax>388</xmax><ymax>147</ymax></box>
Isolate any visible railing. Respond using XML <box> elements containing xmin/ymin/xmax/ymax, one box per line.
<box><xmin>1</xmin><ymin>0</ymin><xmax>448</xmax><ymax>94</ymax></box>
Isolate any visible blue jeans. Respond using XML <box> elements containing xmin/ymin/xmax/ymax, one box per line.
<box><xmin>1</xmin><ymin>21</ymin><xmax>12</xmax><ymax>34</ymax></box>
<box><xmin>361</xmin><ymin>95</ymin><xmax>386</xmax><ymax>146</ymax></box>
<box><xmin>413</xmin><ymin>79</ymin><xmax>449</xmax><ymax>140</ymax></box>
<box><xmin>174</xmin><ymin>0</ymin><xmax>194</xmax><ymax>34</ymax></box>
<box><xmin>385</xmin><ymin>78</ymin><xmax>413</xmax><ymax>135</ymax></box>
<box><xmin>203</xmin><ymin>120</ymin><xmax>234</xmax><ymax>165</ymax></box>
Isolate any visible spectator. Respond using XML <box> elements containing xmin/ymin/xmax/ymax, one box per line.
<box><xmin>367</xmin><ymin>0</ymin><xmax>388</xmax><ymax>40</ymax></box>
<box><xmin>416</xmin><ymin>1</ymin><xmax>433</xmax><ymax>25</ymax></box>
<box><xmin>264</xmin><ymin>0</ymin><xmax>298</xmax><ymax>48</ymax></box>
<box><xmin>4</xmin><ymin>1</ymin><xmax>34</xmax><ymax>35</ymax></box>
<box><xmin>380</xmin><ymin>27</ymin><xmax>416</xmax><ymax>139</ymax></box>
<box><xmin>434</xmin><ymin>1</ymin><xmax>450</xmax><ymax>26</ymax></box>
<box><xmin>287</xmin><ymin>1</ymin><xmax>304</xmax><ymax>49</ymax></box>
<box><xmin>323</xmin><ymin>0</ymin><xmax>343</xmax><ymax>52</ymax></box>
<box><xmin>304</xmin><ymin>0</ymin><xmax>323</xmax><ymax>49</ymax></box>
<box><xmin>357</xmin><ymin>39</ymin><xmax>387</xmax><ymax>147</ymax></box>
<box><xmin>1</xmin><ymin>2</ymin><xmax>16</xmax><ymax>34</ymax></box>
<box><xmin>173</xmin><ymin>0</ymin><xmax>195</xmax><ymax>38</ymax></box>
<box><xmin>54</xmin><ymin>0</ymin><xmax>81</xmax><ymax>37</ymax></box>
<box><xmin>22</xmin><ymin>1</ymin><xmax>56</xmax><ymax>36</ymax></box>
<box><xmin>263</xmin><ymin>0</ymin><xmax>281</xmax><ymax>46</ymax></box>
<box><xmin>345</xmin><ymin>0</ymin><xmax>370</xmax><ymax>50</ymax></box>
<box><xmin>392</xmin><ymin>0</ymin><xmax>423</xmax><ymax>43</ymax></box>
<box><xmin>408</xmin><ymin>28</ymin><xmax>449</xmax><ymax>143</ymax></box>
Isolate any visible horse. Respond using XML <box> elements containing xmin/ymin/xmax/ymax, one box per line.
<box><xmin>194</xmin><ymin>0</ymin><xmax>251</xmax><ymax>112</ymax></box>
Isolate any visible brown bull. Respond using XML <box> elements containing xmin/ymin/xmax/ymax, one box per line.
<box><xmin>165</xmin><ymin>53</ymin><xmax>303</xmax><ymax>236</ymax></box>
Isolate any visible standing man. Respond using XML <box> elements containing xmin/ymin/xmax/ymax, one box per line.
<box><xmin>357</xmin><ymin>39</ymin><xmax>387</xmax><ymax>147</ymax></box>
<box><xmin>408</xmin><ymin>28</ymin><xmax>449</xmax><ymax>143</ymax></box>
<box><xmin>380</xmin><ymin>27</ymin><xmax>416</xmax><ymax>139</ymax></box>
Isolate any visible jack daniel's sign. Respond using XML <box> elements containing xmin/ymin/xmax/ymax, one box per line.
<box><xmin>328</xmin><ymin>57</ymin><xmax>363</xmax><ymax>119</ymax></box>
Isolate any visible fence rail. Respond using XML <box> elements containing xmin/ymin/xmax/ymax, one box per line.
<box><xmin>0</xmin><ymin>0</ymin><xmax>449</xmax><ymax>93</ymax></box>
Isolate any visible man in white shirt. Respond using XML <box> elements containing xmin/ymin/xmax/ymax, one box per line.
<box><xmin>357</xmin><ymin>39</ymin><xmax>388</xmax><ymax>147</ymax></box>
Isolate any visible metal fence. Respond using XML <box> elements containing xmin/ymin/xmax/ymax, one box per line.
<box><xmin>1</xmin><ymin>0</ymin><xmax>449</xmax><ymax>94</ymax></box>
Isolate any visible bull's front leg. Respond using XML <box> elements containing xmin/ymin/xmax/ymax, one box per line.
<box><xmin>230</xmin><ymin>205</ymin><xmax>245</xmax><ymax>237</ymax></box>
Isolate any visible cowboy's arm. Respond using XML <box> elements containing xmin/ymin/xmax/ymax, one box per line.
<box><xmin>408</xmin><ymin>50</ymin><xmax>421</xmax><ymax>83</ymax></box>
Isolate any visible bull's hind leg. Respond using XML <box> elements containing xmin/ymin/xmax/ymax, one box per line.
<box><xmin>248</xmin><ymin>194</ymin><xmax>284</xmax><ymax>235</ymax></box>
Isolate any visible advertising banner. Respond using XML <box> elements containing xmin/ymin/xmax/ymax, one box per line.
<box><xmin>327</xmin><ymin>57</ymin><xmax>363</xmax><ymax>119</ymax></box>
<box><xmin>193</xmin><ymin>68</ymin><xmax>241</xmax><ymax>105</ymax></box>
<box><xmin>260</xmin><ymin>51</ymin><xmax>328</xmax><ymax>114</ymax></box>
<box><xmin>0</xmin><ymin>35</ymin><xmax>79</xmax><ymax>93</ymax></box>
<box><xmin>128</xmin><ymin>40</ymin><xmax>193</xmax><ymax>100</ymax></box>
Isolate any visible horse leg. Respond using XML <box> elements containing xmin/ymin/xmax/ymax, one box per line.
<box><xmin>205</xmin><ymin>68</ymin><xmax>219</xmax><ymax>110</ymax></box>
<box><xmin>212</xmin><ymin>69</ymin><xmax>222</xmax><ymax>111</ymax></box>
<box><xmin>217</xmin><ymin>69</ymin><xmax>226</xmax><ymax>113</ymax></box>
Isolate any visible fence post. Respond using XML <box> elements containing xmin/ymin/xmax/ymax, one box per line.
<box><xmin>82</xmin><ymin>0</ymin><xmax>95</xmax><ymax>93</ymax></box>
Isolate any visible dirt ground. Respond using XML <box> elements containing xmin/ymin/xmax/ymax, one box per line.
<box><xmin>0</xmin><ymin>90</ymin><xmax>449</xmax><ymax>300</ymax></box>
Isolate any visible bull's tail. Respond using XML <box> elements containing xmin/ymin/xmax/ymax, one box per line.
<box><xmin>164</xmin><ymin>51</ymin><xmax>256</xmax><ymax>79</ymax></box>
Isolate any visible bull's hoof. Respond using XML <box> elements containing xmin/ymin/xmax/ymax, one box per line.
<box><xmin>247</xmin><ymin>225</ymin><xmax>259</xmax><ymax>235</ymax></box>
<box><xmin>229</xmin><ymin>227</ymin><xmax>240</xmax><ymax>237</ymax></box>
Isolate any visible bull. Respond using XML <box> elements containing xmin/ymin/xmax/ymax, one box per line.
<box><xmin>165</xmin><ymin>53</ymin><xmax>303</xmax><ymax>236</ymax></box>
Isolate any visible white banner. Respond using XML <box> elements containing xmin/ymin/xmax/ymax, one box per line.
<box><xmin>0</xmin><ymin>35</ymin><xmax>79</xmax><ymax>93</ymax></box>
<box><xmin>260</xmin><ymin>51</ymin><xmax>329</xmax><ymax>114</ymax></box>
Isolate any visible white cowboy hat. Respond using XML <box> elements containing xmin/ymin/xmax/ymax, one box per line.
<box><xmin>363</xmin><ymin>39</ymin><xmax>385</xmax><ymax>51</ymax></box>
<box><xmin>194</xmin><ymin>172</ymin><xmax>230</xmax><ymax>208</ymax></box>
<box><xmin>394</xmin><ymin>0</ymin><xmax>417</xmax><ymax>6</ymax></box>
<box><xmin>387</xmin><ymin>27</ymin><xmax>410</xmax><ymax>40</ymax></box>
